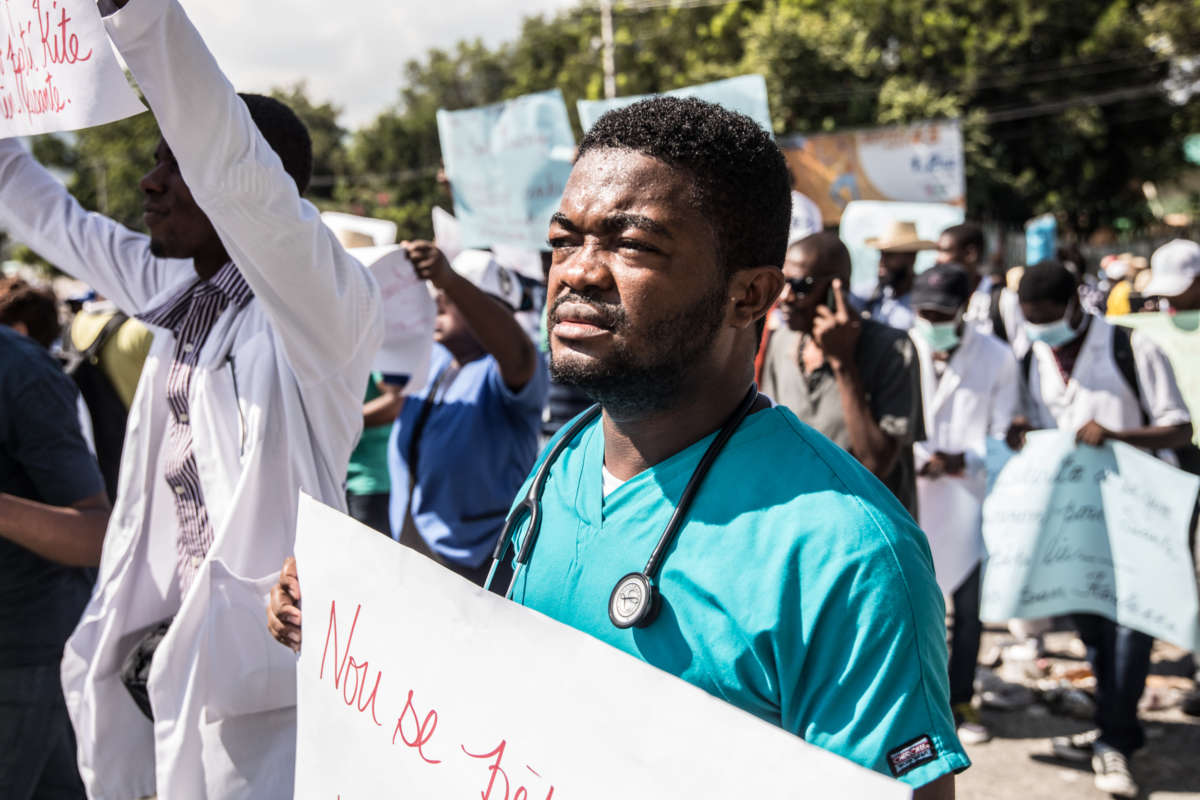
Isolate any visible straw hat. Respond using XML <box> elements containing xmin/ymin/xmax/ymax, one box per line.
<box><xmin>865</xmin><ymin>220</ymin><xmax>937</xmax><ymax>253</ymax></box>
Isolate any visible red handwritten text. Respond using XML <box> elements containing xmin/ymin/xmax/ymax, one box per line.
<box><xmin>319</xmin><ymin>601</ymin><xmax>384</xmax><ymax>727</ymax></box>
<box><xmin>391</xmin><ymin>689</ymin><xmax>442</xmax><ymax>764</ymax></box>
<box><xmin>461</xmin><ymin>740</ymin><xmax>555</xmax><ymax>800</ymax></box>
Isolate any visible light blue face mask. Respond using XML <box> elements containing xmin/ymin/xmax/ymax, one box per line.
<box><xmin>913</xmin><ymin>316</ymin><xmax>961</xmax><ymax>352</ymax></box>
<box><xmin>1024</xmin><ymin>304</ymin><xmax>1080</xmax><ymax>348</ymax></box>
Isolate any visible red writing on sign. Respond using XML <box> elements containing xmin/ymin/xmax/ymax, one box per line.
<box><xmin>461</xmin><ymin>740</ymin><xmax>556</xmax><ymax>800</ymax></box>
<box><xmin>317</xmin><ymin>598</ymin><xmax>557</xmax><ymax>798</ymax></box>
<box><xmin>0</xmin><ymin>0</ymin><xmax>92</xmax><ymax>123</ymax></box>
<box><xmin>319</xmin><ymin>600</ymin><xmax>384</xmax><ymax>727</ymax></box>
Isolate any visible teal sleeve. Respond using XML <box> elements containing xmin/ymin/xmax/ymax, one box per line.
<box><xmin>781</xmin><ymin>500</ymin><xmax>970</xmax><ymax>788</ymax></box>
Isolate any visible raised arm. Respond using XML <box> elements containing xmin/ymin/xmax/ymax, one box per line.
<box><xmin>103</xmin><ymin>0</ymin><xmax>382</xmax><ymax>382</ymax></box>
<box><xmin>0</xmin><ymin>138</ymin><xmax>183</xmax><ymax>315</ymax></box>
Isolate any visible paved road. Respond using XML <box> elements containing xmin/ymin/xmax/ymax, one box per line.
<box><xmin>956</xmin><ymin>631</ymin><xmax>1199</xmax><ymax>799</ymax></box>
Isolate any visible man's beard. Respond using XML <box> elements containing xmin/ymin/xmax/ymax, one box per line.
<box><xmin>548</xmin><ymin>281</ymin><xmax>727</xmax><ymax>417</ymax></box>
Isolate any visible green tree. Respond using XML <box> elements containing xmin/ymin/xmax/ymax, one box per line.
<box><xmin>269</xmin><ymin>82</ymin><xmax>349</xmax><ymax>200</ymax></box>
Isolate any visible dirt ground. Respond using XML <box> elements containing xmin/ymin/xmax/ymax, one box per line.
<box><xmin>956</xmin><ymin>628</ymin><xmax>1200</xmax><ymax>799</ymax></box>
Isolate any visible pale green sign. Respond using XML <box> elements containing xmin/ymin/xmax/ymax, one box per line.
<box><xmin>1112</xmin><ymin>311</ymin><xmax>1200</xmax><ymax>446</ymax></box>
<box><xmin>981</xmin><ymin>431</ymin><xmax>1200</xmax><ymax>650</ymax></box>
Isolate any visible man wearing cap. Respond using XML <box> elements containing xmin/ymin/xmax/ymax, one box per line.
<box><xmin>1008</xmin><ymin>260</ymin><xmax>1192</xmax><ymax>797</ymax></box>
<box><xmin>863</xmin><ymin>220</ymin><xmax>937</xmax><ymax>330</ymax></box>
<box><xmin>762</xmin><ymin>232</ymin><xmax>925</xmax><ymax>517</ymax></box>
<box><xmin>388</xmin><ymin>243</ymin><xmax>549</xmax><ymax>586</ymax></box>
<box><xmin>908</xmin><ymin>263</ymin><xmax>1023</xmax><ymax>748</ymax></box>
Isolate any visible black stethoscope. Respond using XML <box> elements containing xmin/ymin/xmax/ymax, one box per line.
<box><xmin>484</xmin><ymin>385</ymin><xmax>761</xmax><ymax>630</ymax></box>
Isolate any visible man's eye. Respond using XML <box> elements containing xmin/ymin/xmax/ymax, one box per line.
<box><xmin>547</xmin><ymin>236</ymin><xmax>576</xmax><ymax>250</ymax></box>
<box><xmin>618</xmin><ymin>239</ymin><xmax>656</xmax><ymax>253</ymax></box>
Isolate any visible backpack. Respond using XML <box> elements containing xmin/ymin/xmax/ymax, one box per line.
<box><xmin>61</xmin><ymin>312</ymin><xmax>130</xmax><ymax>502</ymax></box>
<box><xmin>1021</xmin><ymin>324</ymin><xmax>1200</xmax><ymax>475</ymax></box>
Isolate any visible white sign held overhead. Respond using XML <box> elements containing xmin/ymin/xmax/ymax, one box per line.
<box><xmin>292</xmin><ymin>494</ymin><xmax>910</xmax><ymax>800</ymax></box>
<box><xmin>0</xmin><ymin>0</ymin><xmax>144</xmax><ymax>136</ymax></box>
<box><xmin>348</xmin><ymin>245</ymin><xmax>434</xmax><ymax>392</ymax></box>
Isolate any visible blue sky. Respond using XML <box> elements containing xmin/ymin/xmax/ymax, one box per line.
<box><xmin>184</xmin><ymin>0</ymin><xmax>579</xmax><ymax>129</ymax></box>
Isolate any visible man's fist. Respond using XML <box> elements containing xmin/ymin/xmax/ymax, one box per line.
<box><xmin>1006</xmin><ymin>417</ymin><xmax>1033</xmax><ymax>451</ymax></box>
<box><xmin>1076</xmin><ymin>419</ymin><xmax>1111</xmax><ymax>448</ymax></box>
<box><xmin>267</xmin><ymin>556</ymin><xmax>302</xmax><ymax>653</ymax></box>
<box><xmin>403</xmin><ymin>240</ymin><xmax>451</xmax><ymax>288</ymax></box>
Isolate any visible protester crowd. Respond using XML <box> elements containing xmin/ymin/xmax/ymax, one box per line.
<box><xmin>1</xmin><ymin>1</ymin><xmax>1199</xmax><ymax>799</ymax></box>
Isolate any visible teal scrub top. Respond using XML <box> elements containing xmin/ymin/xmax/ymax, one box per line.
<box><xmin>506</xmin><ymin>405</ymin><xmax>969</xmax><ymax>788</ymax></box>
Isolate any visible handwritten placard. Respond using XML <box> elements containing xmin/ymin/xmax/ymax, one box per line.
<box><xmin>292</xmin><ymin>494</ymin><xmax>909</xmax><ymax>800</ymax></box>
<box><xmin>980</xmin><ymin>431</ymin><xmax>1200</xmax><ymax>650</ymax></box>
<box><xmin>436</xmin><ymin>89</ymin><xmax>575</xmax><ymax>252</ymax></box>
<box><xmin>576</xmin><ymin>74</ymin><xmax>772</xmax><ymax>134</ymax></box>
<box><xmin>0</xmin><ymin>0</ymin><xmax>143</xmax><ymax>136</ymax></box>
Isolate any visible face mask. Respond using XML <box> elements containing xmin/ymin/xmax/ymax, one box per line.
<box><xmin>1024</xmin><ymin>304</ymin><xmax>1080</xmax><ymax>348</ymax></box>
<box><xmin>913</xmin><ymin>316</ymin><xmax>961</xmax><ymax>352</ymax></box>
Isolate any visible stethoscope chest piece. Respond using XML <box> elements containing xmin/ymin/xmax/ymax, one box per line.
<box><xmin>609</xmin><ymin>572</ymin><xmax>658</xmax><ymax>629</ymax></box>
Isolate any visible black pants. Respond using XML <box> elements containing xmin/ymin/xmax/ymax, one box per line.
<box><xmin>346</xmin><ymin>491</ymin><xmax>392</xmax><ymax>536</ymax></box>
<box><xmin>947</xmin><ymin>562</ymin><xmax>983</xmax><ymax>707</ymax></box>
<box><xmin>0</xmin><ymin>663</ymin><xmax>86</xmax><ymax>799</ymax></box>
<box><xmin>1074</xmin><ymin>613</ymin><xmax>1153</xmax><ymax>755</ymax></box>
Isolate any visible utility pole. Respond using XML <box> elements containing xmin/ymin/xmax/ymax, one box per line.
<box><xmin>599</xmin><ymin>0</ymin><xmax>616</xmax><ymax>99</ymax></box>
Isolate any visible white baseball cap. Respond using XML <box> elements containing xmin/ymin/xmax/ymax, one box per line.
<box><xmin>451</xmin><ymin>249</ymin><xmax>524</xmax><ymax>310</ymax></box>
<box><xmin>1144</xmin><ymin>239</ymin><xmax>1200</xmax><ymax>297</ymax></box>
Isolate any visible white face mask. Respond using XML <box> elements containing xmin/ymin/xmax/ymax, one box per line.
<box><xmin>1024</xmin><ymin>301</ymin><xmax>1080</xmax><ymax>348</ymax></box>
<box><xmin>913</xmin><ymin>315</ymin><xmax>961</xmax><ymax>352</ymax></box>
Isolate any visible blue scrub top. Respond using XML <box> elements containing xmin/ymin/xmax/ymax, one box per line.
<box><xmin>390</xmin><ymin>343</ymin><xmax>549</xmax><ymax>566</ymax></box>
<box><xmin>506</xmin><ymin>404</ymin><xmax>969</xmax><ymax>788</ymax></box>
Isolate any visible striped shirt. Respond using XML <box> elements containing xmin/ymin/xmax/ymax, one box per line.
<box><xmin>139</xmin><ymin>262</ymin><xmax>254</xmax><ymax>591</ymax></box>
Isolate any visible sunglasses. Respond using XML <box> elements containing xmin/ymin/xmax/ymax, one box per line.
<box><xmin>783</xmin><ymin>275</ymin><xmax>831</xmax><ymax>297</ymax></box>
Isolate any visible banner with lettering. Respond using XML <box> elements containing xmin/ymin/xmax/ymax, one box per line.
<box><xmin>0</xmin><ymin>0</ymin><xmax>143</xmax><ymax>136</ymax></box>
<box><xmin>292</xmin><ymin>494</ymin><xmax>909</xmax><ymax>800</ymax></box>
<box><xmin>980</xmin><ymin>432</ymin><xmax>1200</xmax><ymax>650</ymax></box>
<box><xmin>437</xmin><ymin>89</ymin><xmax>575</xmax><ymax>252</ymax></box>
<box><xmin>576</xmin><ymin>74</ymin><xmax>773</xmax><ymax>134</ymax></box>
<box><xmin>779</xmin><ymin>120</ymin><xmax>965</xmax><ymax>226</ymax></box>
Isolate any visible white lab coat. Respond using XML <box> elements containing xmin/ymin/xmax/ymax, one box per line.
<box><xmin>0</xmin><ymin>0</ymin><xmax>388</xmax><ymax>796</ymax></box>
<box><xmin>911</xmin><ymin>325</ymin><xmax>1022</xmax><ymax>595</ymax></box>
<box><xmin>1025</xmin><ymin>314</ymin><xmax>1191</xmax><ymax>442</ymax></box>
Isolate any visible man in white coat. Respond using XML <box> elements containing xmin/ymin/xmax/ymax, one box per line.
<box><xmin>0</xmin><ymin>0</ymin><xmax>413</xmax><ymax>796</ymax></box>
<box><xmin>1008</xmin><ymin>260</ymin><xmax>1192</xmax><ymax>798</ymax></box>
<box><xmin>909</xmin><ymin>263</ymin><xmax>1022</xmax><ymax>748</ymax></box>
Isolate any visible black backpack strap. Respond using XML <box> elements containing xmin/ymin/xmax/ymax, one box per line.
<box><xmin>1021</xmin><ymin>347</ymin><xmax>1033</xmax><ymax>384</ymax></box>
<box><xmin>1110</xmin><ymin>324</ymin><xmax>1148</xmax><ymax>425</ymax></box>
<box><xmin>989</xmin><ymin>284</ymin><xmax>1008</xmax><ymax>343</ymax></box>
<box><xmin>63</xmin><ymin>312</ymin><xmax>129</xmax><ymax>376</ymax></box>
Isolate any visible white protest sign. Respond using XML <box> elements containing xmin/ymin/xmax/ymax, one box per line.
<box><xmin>0</xmin><ymin>0</ymin><xmax>143</xmax><ymax>136</ymax></box>
<box><xmin>437</xmin><ymin>89</ymin><xmax>575</xmax><ymax>252</ymax></box>
<box><xmin>293</xmin><ymin>494</ymin><xmax>909</xmax><ymax>800</ymax></box>
<box><xmin>981</xmin><ymin>431</ymin><xmax>1200</xmax><ymax>650</ymax></box>
<box><xmin>917</xmin><ymin>475</ymin><xmax>983</xmax><ymax>597</ymax></box>
<box><xmin>348</xmin><ymin>245</ymin><xmax>433</xmax><ymax>392</ymax></box>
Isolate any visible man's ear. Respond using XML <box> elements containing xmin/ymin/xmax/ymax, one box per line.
<box><xmin>727</xmin><ymin>267</ymin><xmax>785</xmax><ymax>330</ymax></box>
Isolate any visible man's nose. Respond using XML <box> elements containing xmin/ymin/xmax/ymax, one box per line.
<box><xmin>139</xmin><ymin>162</ymin><xmax>167</xmax><ymax>195</ymax></box>
<box><xmin>555</xmin><ymin>241</ymin><xmax>614</xmax><ymax>293</ymax></box>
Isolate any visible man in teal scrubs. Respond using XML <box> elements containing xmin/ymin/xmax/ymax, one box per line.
<box><xmin>270</xmin><ymin>97</ymin><xmax>967</xmax><ymax>797</ymax></box>
<box><xmin>519</xmin><ymin>97</ymin><xmax>967</xmax><ymax>795</ymax></box>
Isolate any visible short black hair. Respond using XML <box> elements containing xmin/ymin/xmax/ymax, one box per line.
<box><xmin>1018</xmin><ymin>259</ymin><xmax>1078</xmax><ymax>306</ymax></box>
<box><xmin>941</xmin><ymin>223</ymin><xmax>985</xmax><ymax>256</ymax></box>
<box><xmin>578</xmin><ymin>96</ymin><xmax>791</xmax><ymax>278</ymax></box>
<box><xmin>239</xmin><ymin>93</ymin><xmax>313</xmax><ymax>195</ymax></box>
<box><xmin>790</xmin><ymin>232</ymin><xmax>851</xmax><ymax>283</ymax></box>
<box><xmin>0</xmin><ymin>278</ymin><xmax>59</xmax><ymax>348</ymax></box>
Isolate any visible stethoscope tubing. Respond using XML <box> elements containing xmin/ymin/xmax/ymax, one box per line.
<box><xmin>485</xmin><ymin>385</ymin><xmax>759</xmax><ymax>612</ymax></box>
